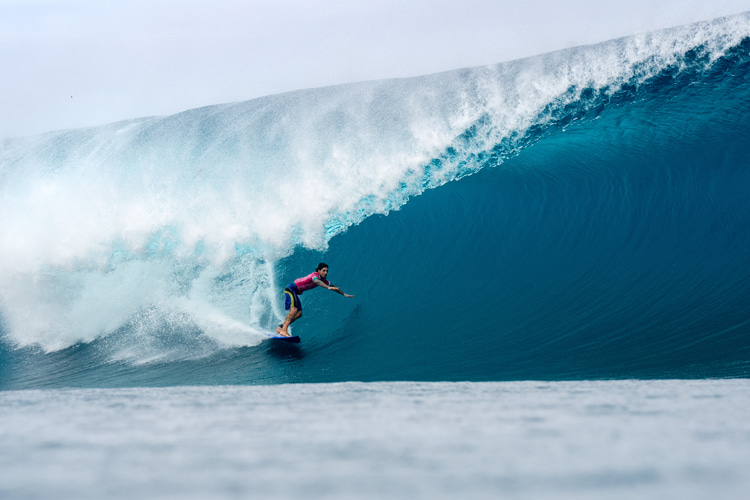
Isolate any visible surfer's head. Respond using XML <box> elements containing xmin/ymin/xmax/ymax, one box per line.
<box><xmin>316</xmin><ymin>262</ymin><xmax>329</xmax><ymax>279</ymax></box>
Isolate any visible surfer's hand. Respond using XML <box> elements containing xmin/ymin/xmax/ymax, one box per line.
<box><xmin>344</xmin><ymin>294</ymin><xmax>354</xmax><ymax>298</ymax></box>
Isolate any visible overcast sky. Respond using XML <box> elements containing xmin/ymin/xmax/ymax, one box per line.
<box><xmin>2</xmin><ymin>0</ymin><xmax>750</xmax><ymax>138</ymax></box>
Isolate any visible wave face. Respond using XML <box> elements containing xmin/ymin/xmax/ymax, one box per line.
<box><xmin>2</xmin><ymin>14</ymin><xmax>750</xmax><ymax>388</ymax></box>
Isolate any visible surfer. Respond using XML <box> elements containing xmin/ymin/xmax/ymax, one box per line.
<box><xmin>276</xmin><ymin>263</ymin><xmax>354</xmax><ymax>337</ymax></box>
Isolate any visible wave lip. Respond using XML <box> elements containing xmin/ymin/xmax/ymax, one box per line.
<box><xmin>3</xmin><ymin>13</ymin><xmax>749</xmax><ymax>268</ymax></box>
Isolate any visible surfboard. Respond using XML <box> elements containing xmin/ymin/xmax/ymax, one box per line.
<box><xmin>264</xmin><ymin>326</ymin><xmax>301</xmax><ymax>343</ymax></box>
<box><xmin>265</xmin><ymin>333</ymin><xmax>301</xmax><ymax>343</ymax></box>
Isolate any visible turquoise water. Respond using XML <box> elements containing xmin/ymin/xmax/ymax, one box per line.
<box><xmin>2</xmin><ymin>14</ymin><xmax>750</xmax><ymax>386</ymax></box>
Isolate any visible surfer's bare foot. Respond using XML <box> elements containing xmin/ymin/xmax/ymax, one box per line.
<box><xmin>275</xmin><ymin>327</ymin><xmax>290</xmax><ymax>337</ymax></box>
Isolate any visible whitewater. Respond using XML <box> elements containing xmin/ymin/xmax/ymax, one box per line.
<box><xmin>2</xmin><ymin>12</ymin><xmax>750</xmax><ymax>499</ymax></box>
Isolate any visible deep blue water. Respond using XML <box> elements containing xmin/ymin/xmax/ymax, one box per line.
<box><xmin>2</xmin><ymin>15</ymin><xmax>750</xmax><ymax>389</ymax></box>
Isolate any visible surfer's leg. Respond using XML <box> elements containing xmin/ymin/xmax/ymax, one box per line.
<box><xmin>277</xmin><ymin>288</ymin><xmax>302</xmax><ymax>336</ymax></box>
<box><xmin>277</xmin><ymin>308</ymin><xmax>301</xmax><ymax>336</ymax></box>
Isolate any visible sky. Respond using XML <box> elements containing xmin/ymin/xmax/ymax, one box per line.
<box><xmin>2</xmin><ymin>0</ymin><xmax>750</xmax><ymax>139</ymax></box>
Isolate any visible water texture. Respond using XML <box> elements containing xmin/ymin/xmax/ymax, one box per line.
<box><xmin>2</xmin><ymin>380</ymin><xmax>749</xmax><ymax>500</ymax></box>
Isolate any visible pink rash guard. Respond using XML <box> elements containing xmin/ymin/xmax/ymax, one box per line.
<box><xmin>293</xmin><ymin>272</ymin><xmax>330</xmax><ymax>294</ymax></box>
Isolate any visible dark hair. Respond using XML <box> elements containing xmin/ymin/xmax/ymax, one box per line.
<box><xmin>316</xmin><ymin>262</ymin><xmax>329</xmax><ymax>271</ymax></box>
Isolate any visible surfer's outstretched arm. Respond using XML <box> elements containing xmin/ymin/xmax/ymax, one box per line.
<box><xmin>309</xmin><ymin>264</ymin><xmax>354</xmax><ymax>297</ymax></box>
<box><xmin>330</xmin><ymin>286</ymin><xmax>354</xmax><ymax>298</ymax></box>
<box><xmin>314</xmin><ymin>279</ymin><xmax>354</xmax><ymax>297</ymax></box>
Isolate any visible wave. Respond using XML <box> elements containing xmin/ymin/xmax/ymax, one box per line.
<box><xmin>2</xmin><ymin>13</ymin><xmax>750</xmax><ymax>387</ymax></box>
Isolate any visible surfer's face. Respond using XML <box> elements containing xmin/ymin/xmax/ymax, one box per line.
<box><xmin>318</xmin><ymin>267</ymin><xmax>328</xmax><ymax>279</ymax></box>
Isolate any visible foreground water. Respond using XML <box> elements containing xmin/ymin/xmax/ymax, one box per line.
<box><xmin>1</xmin><ymin>380</ymin><xmax>748</xmax><ymax>499</ymax></box>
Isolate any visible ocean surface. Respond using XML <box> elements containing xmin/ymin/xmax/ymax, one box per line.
<box><xmin>2</xmin><ymin>11</ymin><xmax>750</xmax><ymax>499</ymax></box>
<box><xmin>2</xmin><ymin>380</ymin><xmax>750</xmax><ymax>500</ymax></box>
